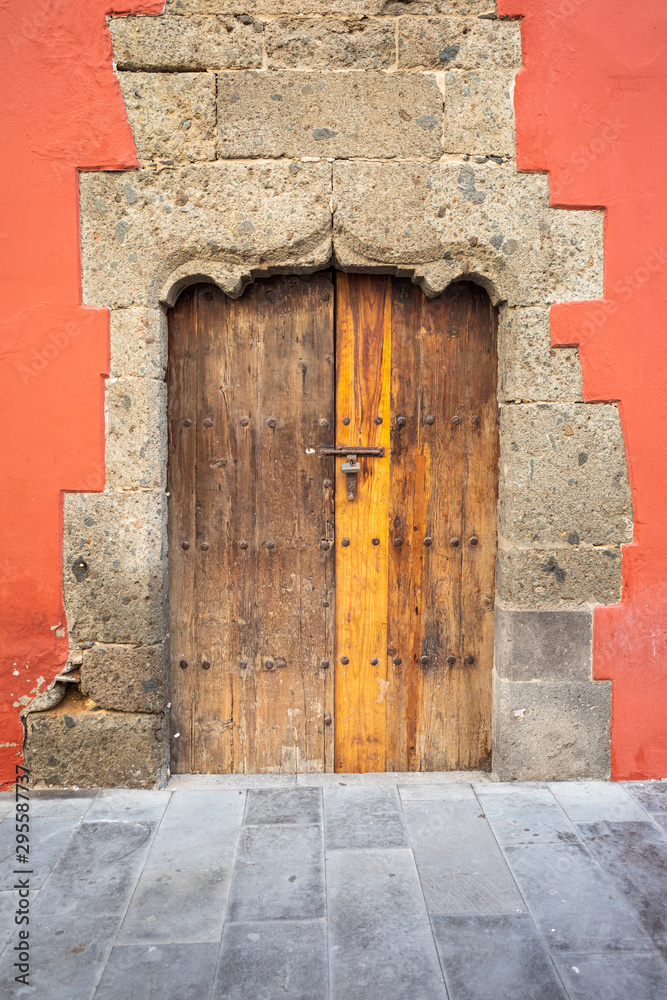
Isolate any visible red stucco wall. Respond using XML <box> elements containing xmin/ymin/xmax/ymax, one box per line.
<box><xmin>1</xmin><ymin>0</ymin><xmax>666</xmax><ymax>785</ymax></box>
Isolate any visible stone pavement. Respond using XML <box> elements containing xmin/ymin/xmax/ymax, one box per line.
<box><xmin>1</xmin><ymin>775</ymin><xmax>667</xmax><ymax>1000</ymax></box>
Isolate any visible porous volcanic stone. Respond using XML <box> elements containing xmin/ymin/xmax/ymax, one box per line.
<box><xmin>443</xmin><ymin>68</ymin><xmax>516</xmax><ymax>156</ymax></box>
<box><xmin>495</xmin><ymin>546</ymin><xmax>622</xmax><ymax>608</ymax></box>
<box><xmin>398</xmin><ymin>16</ymin><xmax>521</xmax><ymax>70</ymax></box>
<box><xmin>105</xmin><ymin>377</ymin><xmax>167</xmax><ymax>490</ymax></box>
<box><xmin>498</xmin><ymin>307</ymin><xmax>583</xmax><ymax>402</ymax></box>
<box><xmin>494</xmin><ymin>606</ymin><xmax>593</xmax><ymax>682</ymax></box>
<box><xmin>266</xmin><ymin>17</ymin><xmax>395</xmax><ymax>69</ymax></box>
<box><xmin>118</xmin><ymin>72</ymin><xmax>216</xmax><ymax>162</ymax></box>
<box><xmin>110</xmin><ymin>15</ymin><xmax>262</xmax><ymax>71</ymax></box>
<box><xmin>80</xmin><ymin>642</ymin><xmax>167</xmax><ymax>713</ymax></box>
<box><xmin>109</xmin><ymin>307</ymin><xmax>167</xmax><ymax>380</ymax></box>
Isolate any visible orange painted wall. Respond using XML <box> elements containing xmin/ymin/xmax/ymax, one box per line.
<box><xmin>1</xmin><ymin>0</ymin><xmax>665</xmax><ymax>785</ymax></box>
<box><xmin>499</xmin><ymin>0</ymin><xmax>667</xmax><ymax>778</ymax></box>
<box><xmin>0</xmin><ymin>0</ymin><xmax>164</xmax><ymax>788</ymax></box>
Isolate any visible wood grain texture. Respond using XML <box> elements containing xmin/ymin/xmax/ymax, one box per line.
<box><xmin>168</xmin><ymin>276</ymin><xmax>334</xmax><ymax>774</ymax></box>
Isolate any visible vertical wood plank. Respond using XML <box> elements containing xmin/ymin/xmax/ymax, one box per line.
<box><xmin>334</xmin><ymin>272</ymin><xmax>391</xmax><ymax>773</ymax></box>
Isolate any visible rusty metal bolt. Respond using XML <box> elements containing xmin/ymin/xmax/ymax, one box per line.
<box><xmin>471</xmin><ymin>414</ymin><xmax>480</xmax><ymax>426</ymax></box>
<box><xmin>320</xmin><ymin>659</ymin><xmax>330</xmax><ymax>670</ymax></box>
<box><xmin>181</xmin><ymin>541</ymin><xmax>190</xmax><ymax>550</ymax></box>
<box><xmin>370</xmin><ymin>657</ymin><xmax>379</xmax><ymax>666</ymax></box>
<box><xmin>372</xmin><ymin>537</ymin><xmax>380</xmax><ymax>546</ymax></box>
<box><xmin>393</xmin><ymin>656</ymin><xmax>402</xmax><ymax>665</ymax></box>
<box><xmin>374</xmin><ymin>415</ymin><xmax>383</xmax><ymax>425</ymax></box>
<box><xmin>394</xmin><ymin>537</ymin><xmax>403</xmax><ymax>547</ymax></box>
<box><xmin>320</xmin><ymin>540</ymin><xmax>331</xmax><ymax>551</ymax></box>
<box><xmin>450</xmin><ymin>537</ymin><xmax>460</xmax><ymax>547</ymax></box>
<box><xmin>200</xmin><ymin>542</ymin><xmax>209</xmax><ymax>551</ymax></box>
<box><xmin>239</xmin><ymin>540</ymin><xmax>248</xmax><ymax>550</ymax></box>
<box><xmin>203</xmin><ymin>418</ymin><xmax>213</xmax><ymax>427</ymax></box>
<box><xmin>266</xmin><ymin>540</ymin><xmax>276</xmax><ymax>549</ymax></box>
<box><xmin>425</xmin><ymin>415</ymin><xmax>435</xmax><ymax>425</ymax></box>
<box><xmin>240</xmin><ymin>416</ymin><xmax>249</xmax><ymax>426</ymax></box>
<box><xmin>340</xmin><ymin>656</ymin><xmax>350</xmax><ymax>665</ymax></box>
<box><xmin>420</xmin><ymin>655</ymin><xmax>430</xmax><ymax>666</ymax></box>
<box><xmin>324</xmin><ymin>713</ymin><xmax>332</xmax><ymax>726</ymax></box>
<box><xmin>423</xmin><ymin>536</ymin><xmax>433</xmax><ymax>547</ymax></box>
<box><xmin>202</xmin><ymin>660</ymin><xmax>211</xmax><ymax>670</ymax></box>
<box><xmin>452</xmin><ymin>415</ymin><xmax>462</xmax><ymax>426</ymax></box>
<box><xmin>465</xmin><ymin>654</ymin><xmax>475</xmax><ymax>665</ymax></box>
<box><xmin>179</xmin><ymin>659</ymin><xmax>188</xmax><ymax>669</ymax></box>
<box><xmin>396</xmin><ymin>415</ymin><xmax>406</xmax><ymax>427</ymax></box>
<box><xmin>470</xmin><ymin>536</ymin><xmax>479</xmax><ymax>546</ymax></box>
<box><xmin>239</xmin><ymin>660</ymin><xmax>248</xmax><ymax>669</ymax></box>
<box><xmin>322</xmin><ymin>600</ymin><xmax>330</xmax><ymax>607</ymax></box>
<box><xmin>183</xmin><ymin>418</ymin><xmax>192</xmax><ymax>428</ymax></box>
<box><xmin>319</xmin><ymin>418</ymin><xmax>329</xmax><ymax>428</ymax></box>
<box><xmin>265</xmin><ymin>658</ymin><xmax>275</xmax><ymax>670</ymax></box>
<box><xmin>267</xmin><ymin>417</ymin><xmax>277</xmax><ymax>428</ymax></box>
<box><xmin>446</xmin><ymin>655</ymin><xmax>456</xmax><ymax>666</ymax></box>
<box><xmin>341</xmin><ymin>538</ymin><xmax>350</xmax><ymax>547</ymax></box>
<box><xmin>342</xmin><ymin>416</ymin><xmax>350</xmax><ymax>425</ymax></box>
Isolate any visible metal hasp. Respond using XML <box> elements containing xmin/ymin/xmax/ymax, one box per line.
<box><xmin>319</xmin><ymin>445</ymin><xmax>385</xmax><ymax>501</ymax></box>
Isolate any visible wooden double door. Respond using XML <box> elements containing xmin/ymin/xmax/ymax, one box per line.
<box><xmin>168</xmin><ymin>272</ymin><xmax>498</xmax><ymax>774</ymax></box>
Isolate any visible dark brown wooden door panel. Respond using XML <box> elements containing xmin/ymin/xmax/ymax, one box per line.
<box><xmin>168</xmin><ymin>273</ymin><xmax>497</xmax><ymax>774</ymax></box>
<box><xmin>168</xmin><ymin>276</ymin><xmax>335</xmax><ymax>774</ymax></box>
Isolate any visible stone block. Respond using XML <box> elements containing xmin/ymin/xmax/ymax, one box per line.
<box><xmin>333</xmin><ymin>161</ymin><xmax>604</xmax><ymax>306</ymax></box>
<box><xmin>498</xmin><ymin>306</ymin><xmax>583</xmax><ymax>402</ymax></box>
<box><xmin>80</xmin><ymin>641</ymin><xmax>167</xmax><ymax>713</ymax></box>
<box><xmin>63</xmin><ymin>491</ymin><xmax>167</xmax><ymax>644</ymax></box>
<box><xmin>165</xmin><ymin>1</ymin><xmax>494</xmax><ymax>13</ymax></box>
<box><xmin>80</xmin><ymin>161</ymin><xmax>332</xmax><ymax>308</ymax></box>
<box><xmin>105</xmin><ymin>377</ymin><xmax>167</xmax><ymax>490</ymax></box>
<box><xmin>109</xmin><ymin>15</ymin><xmax>262</xmax><ymax>71</ymax></box>
<box><xmin>110</xmin><ymin>307</ymin><xmax>167</xmax><ymax>380</ymax></box>
<box><xmin>495</xmin><ymin>546</ymin><xmax>622</xmax><ymax>608</ymax></box>
<box><xmin>118</xmin><ymin>72</ymin><xmax>216</xmax><ymax>162</ymax></box>
<box><xmin>398</xmin><ymin>16</ymin><xmax>521</xmax><ymax>70</ymax></box>
<box><xmin>498</xmin><ymin>403</ymin><xmax>633</xmax><ymax>546</ymax></box>
<box><xmin>217</xmin><ymin>70</ymin><xmax>443</xmax><ymax>159</ymax></box>
<box><xmin>493</xmin><ymin>677</ymin><xmax>611</xmax><ymax>780</ymax></box>
<box><xmin>266</xmin><ymin>17</ymin><xmax>395</xmax><ymax>69</ymax></box>
<box><xmin>24</xmin><ymin>692</ymin><xmax>167</xmax><ymax>788</ymax></box>
<box><xmin>494</xmin><ymin>606</ymin><xmax>592</xmax><ymax>682</ymax></box>
<box><xmin>443</xmin><ymin>68</ymin><xmax>516</xmax><ymax>156</ymax></box>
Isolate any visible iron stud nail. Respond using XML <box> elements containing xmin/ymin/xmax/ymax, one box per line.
<box><xmin>183</xmin><ymin>418</ymin><xmax>192</xmax><ymax>427</ymax></box>
<box><xmin>181</xmin><ymin>541</ymin><xmax>190</xmax><ymax>550</ymax></box>
<box><xmin>202</xmin><ymin>660</ymin><xmax>211</xmax><ymax>670</ymax></box>
<box><xmin>319</xmin><ymin>418</ymin><xmax>329</xmax><ymax>428</ymax></box>
<box><xmin>370</xmin><ymin>657</ymin><xmax>379</xmax><ymax>666</ymax></box>
<box><xmin>239</xmin><ymin>660</ymin><xmax>248</xmax><ymax>669</ymax></box>
<box><xmin>324</xmin><ymin>713</ymin><xmax>332</xmax><ymax>726</ymax></box>
<box><xmin>374</xmin><ymin>415</ymin><xmax>383</xmax><ymax>425</ymax></box>
<box><xmin>423</xmin><ymin>536</ymin><xmax>433</xmax><ymax>547</ymax></box>
<box><xmin>396</xmin><ymin>415</ymin><xmax>406</xmax><ymax>427</ymax></box>
<box><xmin>265</xmin><ymin>658</ymin><xmax>275</xmax><ymax>670</ymax></box>
<box><xmin>266</xmin><ymin>540</ymin><xmax>276</xmax><ymax>549</ymax></box>
<box><xmin>393</xmin><ymin>656</ymin><xmax>402</xmax><ymax>665</ymax></box>
<box><xmin>450</xmin><ymin>537</ymin><xmax>460</xmax><ymax>547</ymax></box>
<box><xmin>446</xmin><ymin>655</ymin><xmax>456</xmax><ymax>666</ymax></box>
<box><xmin>179</xmin><ymin>659</ymin><xmax>188</xmax><ymax>669</ymax></box>
<box><xmin>323</xmin><ymin>479</ymin><xmax>331</xmax><ymax>488</ymax></box>
<box><xmin>340</xmin><ymin>655</ymin><xmax>350</xmax><ymax>665</ymax></box>
<box><xmin>320</xmin><ymin>659</ymin><xmax>330</xmax><ymax>669</ymax></box>
<box><xmin>322</xmin><ymin>600</ymin><xmax>330</xmax><ymax>607</ymax></box>
<box><xmin>394</xmin><ymin>537</ymin><xmax>403</xmax><ymax>547</ymax></box>
<box><xmin>425</xmin><ymin>415</ymin><xmax>435</xmax><ymax>425</ymax></box>
<box><xmin>320</xmin><ymin>540</ymin><xmax>331</xmax><ymax>551</ymax></box>
<box><xmin>267</xmin><ymin>417</ymin><xmax>277</xmax><ymax>428</ymax></box>
<box><xmin>240</xmin><ymin>416</ymin><xmax>249</xmax><ymax>426</ymax></box>
<box><xmin>341</xmin><ymin>538</ymin><xmax>350</xmax><ymax>547</ymax></box>
<box><xmin>203</xmin><ymin>418</ymin><xmax>213</xmax><ymax>427</ymax></box>
<box><xmin>471</xmin><ymin>414</ymin><xmax>480</xmax><ymax>426</ymax></box>
<box><xmin>200</xmin><ymin>542</ymin><xmax>209</xmax><ymax>551</ymax></box>
<box><xmin>465</xmin><ymin>654</ymin><xmax>475</xmax><ymax>665</ymax></box>
<box><xmin>420</xmin><ymin>655</ymin><xmax>430</xmax><ymax>666</ymax></box>
<box><xmin>470</xmin><ymin>536</ymin><xmax>479</xmax><ymax>546</ymax></box>
<box><xmin>342</xmin><ymin>416</ymin><xmax>350</xmax><ymax>425</ymax></box>
<box><xmin>452</xmin><ymin>415</ymin><xmax>462</xmax><ymax>426</ymax></box>
<box><xmin>372</xmin><ymin>537</ymin><xmax>380</xmax><ymax>546</ymax></box>
<box><xmin>239</xmin><ymin>540</ymin><xmax>248</xmax><ymax>550</ymax></box>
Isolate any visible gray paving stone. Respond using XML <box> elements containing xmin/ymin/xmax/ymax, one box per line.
<box><xmin>118</xmin><ymin>868</ymin><xmax>232</xmax><ymax>944</ymax></box>
<box><xmin>399</xmin><ymin>783</ymin><xmax>479</xmax><ymax>801</ymax></box>
<box><xmin>578</xmin><ymin>820</ymin><xmax>667</xmax><ymax>955</ymax></box>
<box><xmin>244</xmin><ymin>787</ymin><xmax>322</xmax><ymax>826</ymax></box>
<box><xmin>34</xmin><ymin>820</ymin><xmax>153</xmax><ymax>917</ymax></box>
<box><xmin>623</xmin><ymin>781</ymin><xmax>667</xmax><ymax>816</ymax></box>
<box><xmin>0</xmin><ymin>815</ymin><xmax>79</xmax><ymax>889</ymax></box>
<box><xmin>403</xmin><ymin>797</ymin><xmax>526</xmax><ymax>914</ymax></box>
<box><xmin>0</xmin><ymin>794</ymin><xmax>13</xmax><ymax>820</ymax></box>
<box><xmin>227</xmin><ymin>824</ymin><xmax>324</xmax><ymax>922</ymax></box>
<box><xmin>549</xmin><ymin>782</ymin><xmax>647</xmax><ymax>822</ymax></box>
<box><xmin>0</xmin><ymin>912</ymin><xmax>119</xmax><ymax>999</ymax></box>
<box><xmin>168</xmin><ymin>773</ymin><xmax>296</xmax><ymax>789</ymax></box>
<box><xmin>552</xmin><ymin>952</ymin><xmax>667</xmax><ymax>1000</ymax></box>
<box><xmin>432</xmin><ymin>913</ymin><xmax>568</xmax><ymax>1000</ymax></box>
<box><xmin>296</xmin><ymin>773</ymin><xmax>364</xmax><ymax>786</ymax></box>
<box><xmin>144</xmin><ymin>789</ymin><xmax>244</xmax><ymax>871</ymax></box>
<box><xmin>95</xmin><ymin>942</ymin><xmax>219</xmax><ymax>1000</ymax></box>
<box><xmin>327</xmin><ymin>848</ymin><xmax>446</xmax><ymax>1000</ymax></box>
<box><xmin>324</xmin><ymin>786</ymin><xmax>408</xmax><ymax>850</ymax></box>
<box><xmin>213</xmin><ymin>920</ymin><xmax>327</xmax><ymax>1000</ymax></box>
<box><xmin>25</xmin><ymin>790</ymin><xmax>95</xmax><ymax>817</ymax></box>
<box><xmin>84</xmin><ymin>788</ymin><xmax>172</xmax><ymax>823</ymax></box>
<box><xmin>474</xmin><ymin>786</ymin><xmax>579</xmax><ymax>845</ymax></box>
<box><xmin>0</xmin><ymin>891</ymin><xmax>16</xmax><ymax>957</ymax></box>
<box><xmin>504</xmin><ymin>842</ymin><xmax>652</xmax><ymax>951</ymax></box>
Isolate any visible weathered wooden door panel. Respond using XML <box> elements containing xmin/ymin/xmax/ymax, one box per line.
<box><xmin>168</xmin><ymin>276</ymin><xmax>335</xmax><ymax>774</ymax></box>
<box><xmin>334</xmin><ymin>276</ymin><xmax>498</xmax><ymax>773</ymax></box>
